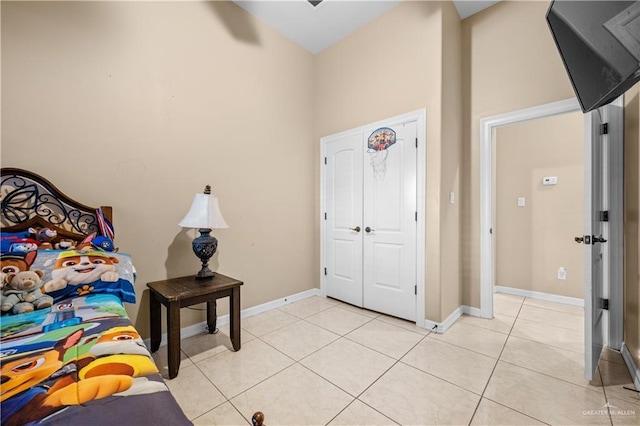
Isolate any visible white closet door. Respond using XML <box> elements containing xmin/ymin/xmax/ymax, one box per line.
<box><xmin>363</xmin><ymin>121</ymin><xmax>417</xmax><ymax>321</ymax></box>
<box><xmin>324</xmin><ymin>134</ymin><xmax>364</xmax><ymax>307</ymax></box>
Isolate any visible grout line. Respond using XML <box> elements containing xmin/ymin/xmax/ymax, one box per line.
<box><xmin>597</xmin><ymin>365</ymin><xmax>615</xmax><ymax>426</ymax></box>
<box><xmin>471</xmin><ymin>299</ymin><xmax>557</xmax><ymax>425</ymax></box>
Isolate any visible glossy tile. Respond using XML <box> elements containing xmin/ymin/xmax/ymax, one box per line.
<box><xmin>328</xmin><ymin>399</ymin><xmax>398</xmax><ymax>425</ymax></box>
<box><xmin>485</xmin><ymin>361</ymin><xmax>608</xmax><ymax>425</ymax></box>
<box><xmin>431</xmin><ymin>322</ymin><xmax>508</xmax><ymax>359</ymax></box>
<box><xmin>164</xmin><ymin>364</ymin><xmax>226</xmax><ymax>420</ymax></box>
<box><xmin>601</xmin><ymin>347</ymin><xmax>627</xmax><ymax>365</ymax></box>
<box><xmin>494</xmin><ymin>293</ymin><xmax>525</xmax><ymax>304</ymax></box>
<box><xmin>493</xmin><ymin>299</ymin><xmax>523</xmax><ymax>317</ymax></box>
<box><xmin>277</xmin><ymin>295</ymin><xmax>338</xmax><ymax>319</ymax></box>
<box><xmin>458</xmin><ymin>313</ymin><xmax>516</xmax><ymax>335</ymax></box>
<box><xmin>345</xmin><ymin>319</ymin><xmax>424</xmax><ymax>359</ymax></box>
<box><xmin>193</xmin><ymin>401</ymin><xmax>249</xmax><ymax>425</ymax></box>
<box><xmin>517</xmin><ymin>304</ymin><xmax>583</xmax><ymax>332</ymax></box>
<box><xmin>260</xmin><ymin>320</ymin><xmax>339</xmax><ymax>360</ymax></box>
<box><xmin>329</xmin><ymin>300</ymin><xmax>380</xmax><ymax>318</ymax></box>
<box><xmin>230</xmin><ymin>364</ymin><xmax>353</xmax><ymax>426</ymax></box>
<box><xmin>511</xmin><ymin>317</ymin><xmax>584</xmax><ymax>354</ymax></box>
<box><xmin>305</xmin><ymin>306</ymin><xmax>373</xmax><ymax>335</ymax></box>
<box><xmin>301</xmin><ymin>338</ymin><xmax>395</xmax><ymax>396</ymax></box>
<box><xmin>522</xmin><ymin>298</ymin><xmax>584</xmax><ymax>316</ymax></box>
<box><xmin>360</xmin><ymin>362</ymin><xmax>480</xmax><ymax>425</ymax></box>
<box><xmin>150</xmin><ymin>346</ymin><xmax>192</xmax><ymax>379</ymax></box>
<box><xmin>500</xmin><ymin>335</ymin><xmax>596</xmax><ymax>388</ymax></box>
<box><xmin>470</xmin><ymin>397</ymin><xmax>546</xmax><ymax>425</ymax></box>
<box><xmin>241</xmin><ymin>309</ymin><xmax>299</xmax><ymax>337</ymax></box>
<box><xmin>376</xmin><ymin>314</ymin><xmax>430</xmax><ymax>335</ymax></box>
<box><xmin>598</xmin><ymin>359</ymin><xmax>640</xmax><ymax>406</ymax></box>
<box><xmin>401</xmin><ymin>337</ymin><xmax>497</xmax><ymax>395</ymax></box>
<box><xmin>607</xmin><ymin>396</ymin><xmax>640</xmax><ymax>425</ymax></box>
<box><xmin>181</xmin><ymin>325</ymin><xmax>256</xmax><ymax>364</ymax></box>
<box><xmin>197</xmin><ymin>339</ymin><xmax>294</xmax><ymax>398</ymax></box>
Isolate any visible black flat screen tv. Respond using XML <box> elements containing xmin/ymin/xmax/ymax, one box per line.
<box><xmin>547</xmin><ymin>1</ymin><xmax>640</xmax><ymax>112</ymax></box>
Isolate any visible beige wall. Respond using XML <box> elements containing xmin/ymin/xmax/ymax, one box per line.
<box><xmin>440</xmin><ymin>1</ymin><xmax>463</xmax><ymax>318</ymax></box>
<box><xmin>495</xmin><ymin>112</ymin><xmax>584</xmax><ymax>298</ymax></box>
<box><xmin>461</xmin><ymin>1</ymin><xmax>576</xmax><ymax>307</ymax></box>
<box><xmin>315</xmin><ymin>1</ymin><xmax>462</xmax><ymax>322</ymax></box>
<box><xmin>1</xmin><ymin>1</ymin><xmax>316</xmax><ymax>335</ymax></box>
<box><xmin>624</xmin><ymin>86</ymin><xmax>640</xmax><ymax>369</ymax></box>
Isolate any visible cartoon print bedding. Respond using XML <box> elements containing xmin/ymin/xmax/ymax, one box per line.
<box><xmin>0</xmin><ymin>250</ymin><xmax>191</xmax><ymax>425</ymax></box>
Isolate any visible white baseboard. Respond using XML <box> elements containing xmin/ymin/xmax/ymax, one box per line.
<box><xmin>144</xmin><ymin>288</ymin><xmax>322</xmax><ymax>349</ymax></box>
<box><xmin>424</xmin><ymin>305</ymin><xmax>484</xmax><ymax>334</ymax></box>
<box><xmin>495</xmin><ymin>285</ymin><xmax>584</xmax><ymax>307</ymax></box>
<box><xmin>621</xmin><ymin>342</ymin><xmax>640</xmax><ymax>391</ymax></box>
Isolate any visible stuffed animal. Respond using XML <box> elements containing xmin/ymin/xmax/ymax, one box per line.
<box><xmin>1</xmin><ymin>270</ymin><xmax>53</xmax><ymax>314</ymax></box>
<box><xmin>55</xmin><ymin>238</ymin><xmax>77</xmax><ymax>250</ymax></box>
<box><xmin>34</xmin><ymin>227</ymin><xmax>57</xmax><ymax>250</ymax></box>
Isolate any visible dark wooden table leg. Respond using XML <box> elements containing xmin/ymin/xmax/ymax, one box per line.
<box><xmin>206</xmin><ymin>300</ymin><xmax>218</xmax><ymax>334</ymax></box>
<box><xmin>150</xmin><ymin>292</ymin><xmax>161</xmax><ymax>353</ymax></box>
<box><xmin>230</xmin><ymin>286</ymin><xmax>241</xmax><ymax>351</ymax></box>
<box><xmin>167</xmin><ymin>301</ymin><xmax>181</xmax><ymax>379</ymax></box>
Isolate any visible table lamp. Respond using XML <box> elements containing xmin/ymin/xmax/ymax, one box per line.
<box><xmin>179</xmin><ymin>185</ymin><xmax>229</xmax><ymax>279</ymax></box>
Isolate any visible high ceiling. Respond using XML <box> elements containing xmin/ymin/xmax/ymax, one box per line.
<box><xmin>233</xmin><ymin>0</ymin><xmax>500</xmax><ymax>54</ymax></box>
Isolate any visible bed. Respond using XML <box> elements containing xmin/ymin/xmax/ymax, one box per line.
<box><xmin>0</xmin><ymin>167</ymin><xmax>191</xmax><ymax>425</ymax></box>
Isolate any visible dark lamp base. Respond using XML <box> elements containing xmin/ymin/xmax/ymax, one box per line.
<box><xmin>195</xmin><ymin>268</ymin><xmax>215</xmax><ymax>280</ymax></box>
<box><xmin>192</xmin><ymin>228</ymin><xmax>218</xmax><ymax>282</ymax></box>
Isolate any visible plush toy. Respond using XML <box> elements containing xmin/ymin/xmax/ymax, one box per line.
<box><xmin>54</xmin><ymin>238</ymin><xmax>77</xmax><ymax>250</ymax></box>
<box><xmin>34</xmin><ymin>227</ymin><xmax>57</xmax><ymax>250</ymax></box>
<box><xmin>1</xmin><ymin>270</ymin><xmax>53</xmax><ymax>314</ymax></box>
<box><xmin>8</xmin><ymin>239</ymin><xmax>39</xmax><ymax>253</ymax></box>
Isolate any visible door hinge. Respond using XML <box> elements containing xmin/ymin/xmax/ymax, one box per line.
<box><xmin>324</xmin><ymin>267</ymin><xmax>327</xmax><ymax>276</ymax></box>
<box><xmin>601</xmin><ymin>123</ymin><xmax>608</xmax><ymax>135</ymax></box>
<box><xmin>599</xmin><ymin>211</ymin><xmax>609</xmax><ymax>222</ymax></box>
<box><xmin>602</xmin><ymin>298</ymin><xmax>609</xmax><ymax>310</ymax></box>
<box><xmin>415</xmin><ymin>211</ymin><xmax>417</xmax><ymax>221</ymax></box>
<box><xmin>415</xmin><ymin>137</ymin><xmax>418</xmax><ymax>148</ymax></box>
<box><xmin>324</xmin><ymin>212</ymin><xmax>327</xmax><ymax>220</ymax></box>
<box><xmin>415</xmin><ymin>285</ymin><xmax>417</xmax><ymax>295</ymax></box>
<box><xmin>324</xmin><ymin>157</ymin><xmax>327</xmax><ymax>165</ymax></box>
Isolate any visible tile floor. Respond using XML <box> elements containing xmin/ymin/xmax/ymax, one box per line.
<box><xmin>151</xmin><ymin>294</ymin><xmax>640</xmax><ymax>425</ymax></box>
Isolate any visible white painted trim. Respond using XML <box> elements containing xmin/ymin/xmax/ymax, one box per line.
<box><xmin>462</xmin><ymin>305</ymin><xmax>484</xmax><ymax>318</ymax></box>
<box><xmin>320</xmin><ymin>109</ymin><xmax>427</xmax><ymax>327</ymax></box>
<box><xmin>144</xmin><ymin>288</ymin><xmax>321</xmax><ymax>349</ymax></box>
<box><xmin>480</xmin><ymin>98</ymin><xmax>581</xmax><ymax>319</ymax></box>
<box><xmin>424</xmin><ymin>306</ymin><xmax>460</xmax><ymax>333</ymax></box>
<box><xmin>607</xmin><ymin>96</ymin><xmax>624</xmax><ymax>350</ymax></box>
<box><xmin>423</xmin><ymin>305</ymin><xmax>485</xmax><ymax>333</ymax></box>
<box><xmin>621</xmin><ymin>342</ymin><xmax>640</xmax><ymax>391</ymax></box>
<box><xmin>495</xmin><ymin>286</ymin><xmax>584</xmax><ymax>307</ymax></box>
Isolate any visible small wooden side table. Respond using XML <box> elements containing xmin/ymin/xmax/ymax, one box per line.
<box><xmin>147</xmin><ymin>273</ymin><xmax>243</xmax><ymax>379</ymax></box>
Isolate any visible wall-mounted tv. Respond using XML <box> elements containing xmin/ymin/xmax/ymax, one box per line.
<box><xmin>547</xmin><ymin>1</ymin><xmax>640</xmax><ymax>112</ymax></box>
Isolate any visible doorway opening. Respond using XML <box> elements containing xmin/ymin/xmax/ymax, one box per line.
<box><xmin>479</xmin><ymin>97</ymin><xmax>624</xmax><ymax>380</ymax></box>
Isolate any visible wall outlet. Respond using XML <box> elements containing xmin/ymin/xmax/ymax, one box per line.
<box><xmin>557</xmin><ymin>267</ymin><xmax>566</xmax><ymax>280</ymax></box>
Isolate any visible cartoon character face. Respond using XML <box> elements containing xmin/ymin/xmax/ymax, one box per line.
<box><xmin>0</xmin><ymin>251</ymin><xmax>37</xmax><ymax>275</ymax></box>
<box><xmin>0</xmin><ymin>330</ymin><xmax>83</xmax><ymax>402</ymax></box>
<box><xmin>8</xmin><ymin>241</ymin><xmax>38</xmax><ymax>253</ymax></box>
<box><xmin>89</xmin><ymin>326</ymin><xmax>150</xmax><ymax>357</ymax></box>
<box><xmin>50</xmin><ymin>252</ymin><xmax>119</xmax><ymax>285</ymax></box>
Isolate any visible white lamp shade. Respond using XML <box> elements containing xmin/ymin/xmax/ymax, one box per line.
<box><xmin>179</xmin><ymin>193</ymin><xmax>229</xmax><ymax>229</ymax></box>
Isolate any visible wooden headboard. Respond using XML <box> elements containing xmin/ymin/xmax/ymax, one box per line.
<box><xmin>0</xmin><ymin>167</ymin><xmax>113</xmax><ymax>243</ymax></box>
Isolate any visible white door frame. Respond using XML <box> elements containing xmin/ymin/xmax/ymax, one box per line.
<box><xmin>320</xmin><ymin>109</ymin><xmax>427</xmax><ymax>327</ymax></box>
<box><xmin>479</xmin><ymin>97</ymin><xmax>624</xmax><ymax>349</ymax></box>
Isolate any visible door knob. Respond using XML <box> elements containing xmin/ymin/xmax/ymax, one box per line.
<box><xmin>365</xmin><ymin>227</ymin><xmax>375</xmax><ymax>233</ymax></box>
<box><xmin>350</xmin><ymin>226</ymin><xmax>361</xmax><ymax>233</ymax></box>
